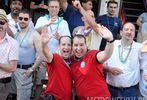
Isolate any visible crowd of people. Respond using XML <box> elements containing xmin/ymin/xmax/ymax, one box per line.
<box><xmin>0</xmin><ymin>0</ymin><xmax>147</xmax><ymax>100</ymax></box>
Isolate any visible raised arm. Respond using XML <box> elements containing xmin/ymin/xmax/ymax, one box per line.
<box><xmin>41</xmin><ymin>26</ymin><xmax>53</xmax><ymax>63</ymax></box>
<box><xmin>59</xmin><ymin>0</ymin><xmax>68</xmax><ymax>11</ymax></box>
<box><xmin>35</xmin><ymin>17</ymin><xmax>57</xmax><ymax>34</ymax></box>
<box><xmin>72</xmin><ymin>0</ymin><xmax>98</xmax><ymax>33</ymax></box>
<box><xmin>96</xmin><ymin>25</ymin><xmax>114</xmax><ymax>63</ymax></box>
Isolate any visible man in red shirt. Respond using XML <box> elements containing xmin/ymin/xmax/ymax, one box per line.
<box><xmin>41</xmin><ymin>26</ymin><xmax>72</xmax><ymax>100</ymax></box>
<box><xmin>71</xmin><ymin>24</ymin><xmax>114</xmax><ymax>100</ymax></box>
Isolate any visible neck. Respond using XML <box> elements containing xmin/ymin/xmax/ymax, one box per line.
<box><xmin>0</xmin><ymin>32</ymin><xmax>6</xmax><ymax>40</ymax></box>
<box><xmin>50</xmin><ymin>15</ymin><xmax>58</xmax><ymax>19</ymax></box>
<box><xmin>107</xmin><ymin>14</ymin><xmax>115</xmax><ymax>17</ymax></box>
<box><xmin>20</xmin><ymin>27</ymin><xmax>29</xmax><ymax>33</ymax></box>
<box><xmin>121</xmin><ymin>39</ymin><xmax>133</xmax><ymax>48</ymax></box>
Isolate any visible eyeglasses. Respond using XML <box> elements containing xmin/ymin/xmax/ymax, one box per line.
<box><xmin>18</xmin><ymin>17</ymin><xmax>29</xmax><ymax>21</ymax></box>
<box><xmin>0</xmin><ymin>21</ymin><xmax>6</xmax><ymax>25</ymax></box>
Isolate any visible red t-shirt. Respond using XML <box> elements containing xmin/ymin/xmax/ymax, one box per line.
<box><xmin>43</xmin><ymin>54</ymin><xmax>72</xmax><ymax>100</ymax></box>
<box><xmin>71</xmin><ymin>50</ymin><xmax>110</xmax><ymax>100</ymax></box>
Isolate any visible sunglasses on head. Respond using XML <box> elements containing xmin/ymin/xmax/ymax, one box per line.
<box><xmin>0</xmin><ymin>21</ymin><xmax>6</xmax><ymax>25</ymax></box>
<box><xmin>18</xmin><ymin>17</ymin><xmax>29</xmax><ymax>21</ymax></box>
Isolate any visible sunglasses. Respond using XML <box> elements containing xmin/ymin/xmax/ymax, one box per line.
<box><xmin>18</xmin><ymin>17</ymin><xmax>29</xmax><ymax>21</ymax></box>
<box><xmin>0</xmin><ymin>21</ymin><xmax>6</xmax><ymax>25</ymax></box>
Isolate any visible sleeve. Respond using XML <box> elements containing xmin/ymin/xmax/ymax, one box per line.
<box><xmin>35</xmin><ymin>16</ymin><xmax>46</xmax><ymax>29</ymax></box>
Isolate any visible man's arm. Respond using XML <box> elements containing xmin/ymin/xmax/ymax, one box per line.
<box><xmin>72</xmin><ymin>0</ymin><xmax>98</xmax><ymax>33</ymax></box>
<box><xmin>59</xmin><ymin>0</ymin><xmax>68</xmax><ymax>12</ymax></box>
<box><xmin>41</xmin><ymin>26</ymin><xmax>53</xmax><ymax>63</ymax></box>
<box><xmin>35</xmin><ymin>17</ymin><xmax>57</xmax><ymax>34</ymax></box>
<box><xmin>31</xmin><ymin>31</ymin><xmax>43</xmax><ymax>71</ymax></box>
<box><xmin>96</xmin><ymin>26</ymin><xmax>114</xmax><ymax>63</ymax></box>
<box><xmin>0</xmin><ymin>60</ymin><xmax>17</xmax><ymax>72</ymax></box>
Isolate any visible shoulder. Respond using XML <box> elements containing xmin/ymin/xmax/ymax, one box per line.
<box><xmin>7</xmin><ymin>35</ymin><xmax>19</xmax><ymax>47</ymax></box>
<box><xmin>31</xmin><ymin>29</ymin><xmax>40</xmax><ymax>38</ymax></box>
<box><xmin>132</xmin><ymin>41</ymin><xmax>142</xmax><ymax>49</ymax></box>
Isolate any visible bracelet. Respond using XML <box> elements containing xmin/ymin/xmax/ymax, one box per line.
<box><xmin>107</xmin><ymin>39</ymin><xmax>114</xmax><ymax>43</ymax></box>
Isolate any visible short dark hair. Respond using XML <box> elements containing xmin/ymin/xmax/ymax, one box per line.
<box><xmin>73</xmin><ymin>34</ymin><xmax>86</xmax><ymax>44</ymax></box>
<box><xmin>10</xmin><ymin>0</ymin><xmax>23</xmax><ymax>3</ymax></box>
<box><xmin>59</xmin><ymin>35</ymin><xmax>72</xmax><ymax>44</ymax></box>
<box><xmin>80</xmin><ymin>0</ymin><xmax>93</xmax><ymax>3</ymax></box>
<box><xmin>19</xmin><ymin>9</ymin><xmax>31</xmax><ymax>18</ymax></box>
<box><xmin>107</xmin><ymin>0</ymin><xmax>118</xmax><ymax>7</ymax></box>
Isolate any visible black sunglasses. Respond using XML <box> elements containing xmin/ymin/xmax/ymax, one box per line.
<box><xmin>18</xmin><ymin>17</ymin><xmax>29</xmax><ymax>21</ymax></box>
<box><xmin>0</xmin><ymin>21</ymin><xmax>6</xmax><ymax>25</ymax></box>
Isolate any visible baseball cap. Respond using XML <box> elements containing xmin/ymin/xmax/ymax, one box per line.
<box><xmin>0</xmin><ymin>9</ymin><xmax>8</xmax><ymax>22</ymax></box>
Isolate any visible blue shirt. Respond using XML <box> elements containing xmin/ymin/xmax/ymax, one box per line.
<box><xmin>96</xmin><ymin>14</ymin><xmax>122</xmax><ymax>50</ymax></box>
<box><xmin>63</xmin><ymin>4</ymin><xmax>84</xmax><ymax>34</ymax></box>
<box><xmin>96</xmin><ymin>14</ymin><xmax>122</xmax><ymax>39</ymax></box>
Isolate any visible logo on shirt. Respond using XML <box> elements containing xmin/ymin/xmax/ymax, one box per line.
<box><xmin>80</xmin><ymin>61</ymin><xmax>85</xmax><ymax>68</ymax></box>
<box><xmin>114</xmin><ymin>22</ymin><xmax>118</xmax><ymax>27</ymax></box>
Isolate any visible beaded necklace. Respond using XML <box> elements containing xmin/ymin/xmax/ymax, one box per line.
<box><xmin>118</xmin><ymin>43</ymin><xmax>132</xmax><ymax>63</ymax></box>
<box><xmin>15</xmin><ymin>29</ymin><xmax>30</xmax><ymax>47</ymax></box>
<box><xmin>106</xmin><ymin>15</ymin><xmax>116</xmax><ymax>32</ymax></box>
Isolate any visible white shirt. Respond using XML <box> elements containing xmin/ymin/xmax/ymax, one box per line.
<box><xmin>7</xmin><ymin>13</ymin><xmax>34</xmax><ymax>34</ymax></box>
<box><xmin>35</xmin><ymin>15</ymin><xmax>71</xmax><ymax>53</ymax></box>
<box><xmin>106</xmin><ymin>40</ymin><xmax>142</xmax><ymax>87</ymax></box>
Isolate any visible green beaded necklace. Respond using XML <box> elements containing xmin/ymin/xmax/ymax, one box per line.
<box><xmin>118</xmin><ymin>43</ymin><xmax>132</xmax><ymax>63</ymax></box>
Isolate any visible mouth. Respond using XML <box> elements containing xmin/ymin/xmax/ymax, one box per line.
<box><xmin>63</xmin><ymin>50</ymin><xmax>70</xmax><ymax>54</ymax></box>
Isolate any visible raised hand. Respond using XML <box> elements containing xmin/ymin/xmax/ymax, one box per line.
<box><xmin>72</xmin><ymin>0</ymin><xmax>82</xmax><ymax>9</ymax></box>
<box><xmin>97</xmin><ymin>25</ymin><xmax>113</xmax><ymax>42</ymax></box>
<box><xmin>46</xmin><ymin>17</ymin><xmax>57</xmax><ymax>26</ymax></box>
<box><xmin>41</xmin><ymin>26</ymin><xmax>52</xmax><ymax>46</ymax></box>
<box><xmin>53</xmin><ymin>31</ymin><xmax>60</xmax><ymax>40</ymax></box>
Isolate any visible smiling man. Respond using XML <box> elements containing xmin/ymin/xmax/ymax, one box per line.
<box><xmin>41</xmin><ymin>26</ymin><xmax>72</xmax><ymax>100</ymax></box>
<box><xmin>11</xmin><ymin>9</ymin><xmax>42</xmax><ymax>100</ymax></box>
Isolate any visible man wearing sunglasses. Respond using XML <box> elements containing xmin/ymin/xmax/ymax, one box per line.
<box><xmin>11</xmin><ymin>9</ymin><xmax>42</xmax><ymax>100</ymax></box>
<box><xmin>7</xmin><ymin>0</ymin><xmax>34</xmax><ymax>37</ymax></box>
<box><xmin>0</xmin><ymin>9</ymin><xmax>19</xmax><ymax>100</ymax></box>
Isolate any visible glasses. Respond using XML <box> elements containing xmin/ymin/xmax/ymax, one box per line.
<box><xmin>18</xmin><ymin>17</ymin><xmax>29</xmax><ymax>21</ymax></box>
<box><xmin>0</xmin><ymin>21</ymin><xmax>6</xmax><ymax>25</ymax></box>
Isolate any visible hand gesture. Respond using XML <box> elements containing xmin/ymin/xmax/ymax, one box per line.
<box><xmin>72</xmin><ymin>0</ymin><xmax>82</xmax><ymax>10</ymax></box>
<box><xmin>41</xmin><ymin>26</ymin><xmax>52</xmax><ymax>45</ymax></box>
<box><xmin>108</xmin><ymin>67</ymin><xmax>123</xmax><ymax>76</ymax></box>
<box><xmin>97</xmin><ymin>25</ymin><xmax>113</xmax><ymax>42</ymax></box>
<box><xmin>46</xmin><ymin>17</ymin><xmax>57</xmax><ymax>26</ymax></box>
<box><xmin>53</xmin><ymin>32</ymin><xmax>60</xmax><ymax>40</ymax></box>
